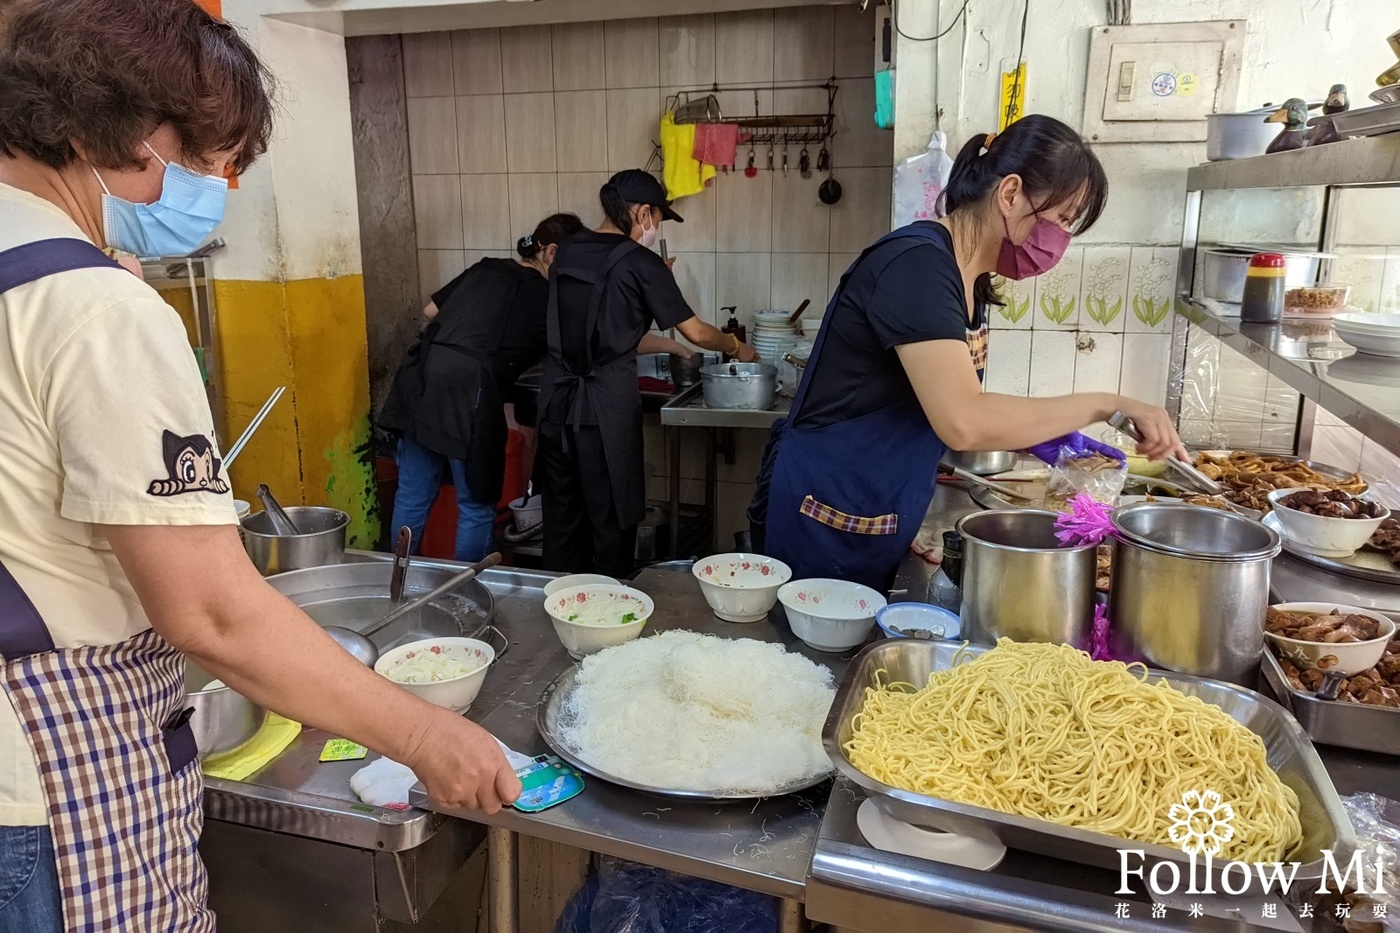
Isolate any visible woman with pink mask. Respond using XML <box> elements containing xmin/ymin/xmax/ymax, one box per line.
<box><xmin>749</xmin><ymin>115</ymin><xmax>1188</xmax><ymax>592</ymax></box>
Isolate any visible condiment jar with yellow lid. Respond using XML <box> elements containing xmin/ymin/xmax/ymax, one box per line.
<box><xmin>1240</xmin><ymin>252</ymin><xmax>1286</xmax><ymax>324</ymax></box>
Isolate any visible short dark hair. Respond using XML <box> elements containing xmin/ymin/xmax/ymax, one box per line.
<box><xmin>940</xmin><ymin>114</ymin><xmax>1108</xmax><ymax>306</ymax></box>
<box><xmin>0</xmin><ymin>0</ymin><xmax>274</xmax><ymax>174</ymax></box>
<box><xmin>517</xmin><ymin>213</ymin><xmax>583</xmax><ymax>259</ymax></box>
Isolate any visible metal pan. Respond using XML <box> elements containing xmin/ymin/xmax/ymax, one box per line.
<box><xmin>824</xmin><ymin>640</ymin><xmax>1355</xmax><ymax>886</ymax></box>
<box><xmin>536</xmin><ymin>664</ymin><xmax>832</xmax><ymax>801</ymax></box>
<box><xmin>1261</xmin><ymin>512</ymin><xmax>1400</xmax><ymax>586</ymax></box>
<box><xmin>1260</xmin><ymin>649</ymin><xmax>1400</xmax><ymax>756</ymax></box>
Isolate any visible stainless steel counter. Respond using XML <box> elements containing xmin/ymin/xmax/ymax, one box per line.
<box><xmin>410</xmin><ymin>563</ymin><xmax>855</xmax><ymax>902</ymax></box>
<box><xmin>659</xmin><ymin>383</ymin><xmax>792</xmax><ymax>429</ymax></box>
<box><xmin>819</xmin><ymin>484</ymin><xmax>1400</xmax><ymax>933</ymax></box>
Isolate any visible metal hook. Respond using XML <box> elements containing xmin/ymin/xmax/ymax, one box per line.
<box><xmin>766</xmin><ymin>148</ymin><xmax>774</xmax><ymax>172</ymax></box>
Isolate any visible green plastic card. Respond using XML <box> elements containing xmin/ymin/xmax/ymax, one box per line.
<box><xmin>319</xmin><ymin>738</ymin><xmax>368</xmax><ymax>762</ymax></box>
<box><xmin>511</xmin><ymin>755</ymin><xmax>584</xmax><ymax>812</ymax></box>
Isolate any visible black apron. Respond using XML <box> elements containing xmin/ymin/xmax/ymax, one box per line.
<box><xmin>538</xmin><ymin>240</ymin><xmax>648</xmax><ymax>531</ymax></box>
<box><xmin>379</xmin><ymin>269</ymin><xmax>522</xmax><ymax>504</ymax></box>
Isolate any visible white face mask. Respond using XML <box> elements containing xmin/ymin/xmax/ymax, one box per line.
<box><xmin>636</xmin><ymin>211</ymin><xmax>660</xmax><ymax>249</ymax></box>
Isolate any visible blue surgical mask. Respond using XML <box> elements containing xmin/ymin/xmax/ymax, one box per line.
<box><xmin>92</xmin><ymin>143</ymin><xmax>228</xmax><ymax>258</ymax></box>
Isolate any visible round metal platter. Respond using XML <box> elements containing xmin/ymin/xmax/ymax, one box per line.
<box><xmin>535</xmin><ymin>664</ymin><xmax>833</xmax><ymax>801</ymax></box>
<box><xmin>1262</xmin><ymin>512</ymin><xmax>1400</xmax><ymax>586</ymax></box>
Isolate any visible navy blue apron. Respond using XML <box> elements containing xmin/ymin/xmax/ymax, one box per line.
<box><xmin>755</xmin><ymin>224</ymin><xmax>967</xmax><ymax>593</ymax></box>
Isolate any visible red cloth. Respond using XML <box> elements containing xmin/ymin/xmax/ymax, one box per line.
<box><xmin>693</xmin><ymin>123</ymin><xmax>741</xmax><ymax>167</ymax></box>
<box><xmin>638</xmin><ymin>376</ymin><xmax>674</xmax><ymax>394</ymax></box>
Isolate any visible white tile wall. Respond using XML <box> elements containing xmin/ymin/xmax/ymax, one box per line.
<box><xmin>1029</xmin><ymin>330</ymin><xmax>1077</xmax><ymax>397</ymax></box>
<box><xmin>984</xmin><ymin>330</ymin><xmax>1032</xmax><ymax>396</ymax></box>
<box><xmin>1073</xmin><ymin>332</ymin><xmax>1124</xmax><ymax>395</ymax></box>
<box><xmin>417</xmin><ymin>249</ymin><xmax>465</xmax><ymax>305</ymax></box>
<box><xmin>412</xmin><ymin>7</ymin><xmax>892</xmax><ymax>388</ymax></box>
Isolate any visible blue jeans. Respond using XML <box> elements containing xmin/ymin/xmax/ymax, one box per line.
<box><xmin>0</xmin><ymin>825</ymin><xmax>62</xmax><ymax>933</ymax></box>
<box><xmin>392</xmin><ymin>437</ymin><xmax>496</xmax><ymax>562</ymax></box>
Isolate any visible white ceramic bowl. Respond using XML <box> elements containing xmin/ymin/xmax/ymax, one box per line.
<box><xmin>1333</xmin><ymin>313</ymin><xmax>1400</xmax><ymax>358</ymax></box>
<box><xmin>1265</xmin><ymin>602</ymin><xmax>1396</xmax><ymax>676</ymax></box>
<box><xmin>508</xmin><ymin>494</ymin><xmax>543</xmax><ymax>532</ymax></box>
<box><xmin>800</xmin><ymin>317</ymin><xmax>823</xmax><ymax>336</ymax></box>
<box><xmin>233</xmin><ymin>499</ymin><xmax>252</xmax><ymax>520</ymax></box>
<box><xmin>1266</xmin><ymin>488</ymin><xmax>1390</xmax><ymax>558</ymax></box>
<box><xmin>777</xmin><ymin>579</ymin><xmax>887</xmax><ymax>653</ymax></box>
<box><xmin>691</xmin><ymin>553</ymin><xmax>792</xmax><ymax>622</ymax></box>
<box><xmin>543</xmin><ymin>573</ymin><xmax>619</xmax><ymax>598</ymax></box>
<box><xmin>374</xmin><ymin>636</ymin><xmax>495</xmax><ymax>712</ymax></box>
<box><xmin>544</xmin><ymin>584</ymin><xmax>654</xmax><ymax>660</ymax></box>
<box><xmin>876</xmin><ymin>603</ymin><xmax>961</xmax><ymax>640</ymax></box>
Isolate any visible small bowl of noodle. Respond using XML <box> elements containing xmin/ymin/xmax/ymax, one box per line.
<box><xmin>374</xmin><ymin>636</ymin><xmax>497</xmax><ymax>712</ymax></box>
<box><xmin>545</xmin><ymin>585</ymin><xmax>655</xmax><ymax>660</ymax></box>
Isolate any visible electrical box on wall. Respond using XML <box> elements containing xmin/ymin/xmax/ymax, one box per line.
<box><xmin>1082</xmin><ymin>20</ymin><xmax>1245</xmax><ymax>143</ymax></box>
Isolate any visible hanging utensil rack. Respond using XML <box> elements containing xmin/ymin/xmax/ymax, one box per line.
<box><xmin>664</xmin><ymin>80</ymin><xmax>838</xmax><ymax>148</ymax></box>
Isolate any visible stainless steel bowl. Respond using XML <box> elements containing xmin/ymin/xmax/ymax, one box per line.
<box><xmin>956</xmin><ymin>510</ymin><xmax>1096</xmax><ymax>647</ymax></box>
<box><xmin>186</xmin><ymin>661</ymin><xmax>265</xmax><ymax>759</ymax></box>
<box><xmin>669</xmin><ymin>352</ymin><xmax>705</xmax><ymax>388</ymax></box>
<box><xmin>1108</xmin><ymin>504</ymin><xmax>1281</xmax><ymax>685</ymax></box>
<box><xmin>241</xmin><ymin>506</ymin><xmax>350</xmax><ymax>576</ymax></box>
<box><xmin>1199</xmin><ymin>248</ymin><xmax>1322</xmax><ymax>303</ymax></box>
<box><xmin>941</xmin><ymin>449</ymin><xmax>1016</xmax><ymax>476</ymax></box>
<box><xmin>701</xmin><ymin>362</ymin><xmax>778</xmax><ymax>410</ymax></box>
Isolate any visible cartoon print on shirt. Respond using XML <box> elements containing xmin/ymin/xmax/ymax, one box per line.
<box><xmin>147</xmin><ymin>430</ymin><xmax>230</xmax><ymax>496</ymax></box>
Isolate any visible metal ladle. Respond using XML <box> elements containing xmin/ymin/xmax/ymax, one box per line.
<box><xmin>326</xmin><ymin>552</ymin><xmax>502</xmax><ymax>666</ymax></box>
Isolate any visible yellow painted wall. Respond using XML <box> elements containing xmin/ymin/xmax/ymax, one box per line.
<box><xmin>213</xmin><ymin>274</ymin><xmax>378</xmax><ymax>547</ymax></box>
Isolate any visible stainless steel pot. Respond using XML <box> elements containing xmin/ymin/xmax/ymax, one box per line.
<box><xmin>669</xmin><ymin>352</ymin><xmax>705</xmax><ymax>388</ymax></box>
<box><xmin>941</xmin><ymin>449</ymin><xmax>1016</xmax><ymax>476</ymax></box>
<box><xmin>635</xmin><ymin>505</ymin><xmax>671</xmax><ymax>562</ymax></box>
<box><xmin>186</xmin><ymin>661</ymin><xmax>265</xmax><ymax>759</ymax></box>
<box><xmin>266</xmin><ymin>561</ymin><xmax>494</xmax><ymax>657</ymax></box>
<box><xmin>1108</xmin><ymin>503</ymin><xmax>1280</xmax><ymax>684</ymax></box>
<box><xmin>701</xmin><ymin>362</ymin><xmax>779</xmax><ymax>410</ymax></box>
<box><xmin>956</xmin><ymin>510</ymin><xmax>1096</xmax><ymax>647</ymax></box>
<box><xmin>241</xmin><ymin>506</ymin><xmax>349</xmax><ymax>576</ymax></box>
<box><xmin>1200</xmin><ymin>247</ymin><xmax>1321</xmax><ymax>303</ymax></box>
<box><xmin>1205</xmin><ymin>108</ymin><xmax>1282</xmax><ymax>161</ymax></box>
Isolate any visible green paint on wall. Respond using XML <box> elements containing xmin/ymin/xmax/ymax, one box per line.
<box><xmin>322</xmin><ymin>415</ymin><xmax>381</xmax><ymax>548</ymax></box>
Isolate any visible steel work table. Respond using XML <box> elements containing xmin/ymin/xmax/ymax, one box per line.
<box><xmin>411</xmin><ymin>562</ymin><xmax>853</xmax><ymax>932</ymax></box>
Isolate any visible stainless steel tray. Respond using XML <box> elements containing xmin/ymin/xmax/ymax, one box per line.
<box><xmin>1260</xmin><ymin>649</ymin><xmax>1400</xmax><ymax>756</ymax></box>
<box><xmin>1262</xmin><ymin>512</ymin><xmax>1400</xmax><ymax>586</ymax></box>
<box><xmin>824</xmin><ymin>640</ymin><xmax>1355</xmax><ymax>883</ymax></box>
<box><xmin>1329</xmin><ymin>101</ymin><xmax>1400</xmax><ymax>138</ymax></box>
<box><xmin>537</xmin><ymin>664</ymin><xmax>832</xmax><ymax>801</ymax></box>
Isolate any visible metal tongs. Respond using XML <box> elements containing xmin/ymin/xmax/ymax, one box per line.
<box><xmin>1107</xmin><ymin>412</ymin><xmax>1224</xmax><ymax>496</ymax></box>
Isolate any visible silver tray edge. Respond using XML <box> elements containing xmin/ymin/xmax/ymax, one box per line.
<box><xmin>822</xmin><ymin>640</ymin><xmax>1356</xmax><ymax>880</ymax></box>
<box><xmin>536</xmin><ymin>664</ymin><xmax>832</xmax><ymax>801</ymax></box>
<box><xmin>1259</xmin><ymin>649</ymin><xmax>1400</xmax><ymax>756</ymax></box>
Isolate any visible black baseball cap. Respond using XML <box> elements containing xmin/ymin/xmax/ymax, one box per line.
<box><xmin>609</xmin><ymin>169</ymin><xmax>684</xmax><ymax>223</ymax></box>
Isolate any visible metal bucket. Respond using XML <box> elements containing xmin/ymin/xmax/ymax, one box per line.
<box><xmin>1108</xmin><ymin>503</ymin><xmax>1280</xmax><ymax>684</ymax></box>
<box><xmin>669</xmin><ymin>352</ymin><xmax>705</xmax><ymax>388</ymax></box>
<box><xmin>241</xmin><ymin>506</ymin><xmax>349</xmax><ymax>576</ymax></box>
<box><xmin>956</xmin><ymin>510</ymin><xmax>1096</xmax><ymax>647</ymax></box>
<box><xmin>701</xmin><ymin>363</ymin><xmax>778</xmax><ymax>410</ymax></box>
<box><xmin>186</xmin><ymin>661</ymin><xmax>265</xmax><ymax>759</ymax></box>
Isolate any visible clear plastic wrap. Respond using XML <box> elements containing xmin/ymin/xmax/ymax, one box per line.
<box><xmin>556</xmin><ymin>857</ymin><xmax>779</xmax><ymax>933</ymax></box>
<box><xmin>1042</xmin><ymin>451</ymin><xmax>1128</xmax><ymax>511</ymax></box>
<box><xmin>892</xmin><ymin>130</ymin><xmax>954</xmax><ymax>226</ymax></box>
<box><xmin>1335</xmin><ymin>793</ymin><xmax>1399</xmax><ymax>931</ymax></box>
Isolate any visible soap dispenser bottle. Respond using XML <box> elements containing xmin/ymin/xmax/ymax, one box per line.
<box><xmin>720</xmin><ymin>307</ymin><xmax>745</xmax><ymax>361</ymax></box>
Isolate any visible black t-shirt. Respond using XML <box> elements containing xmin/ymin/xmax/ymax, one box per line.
<box><xmin>432</xmin><ymin>258</ymin><xmax>549</xmax><ymax>391</ymax></box>
<box><xmin>794</xmin><ymin>223</ymin><xmax>987</xmax><ymax>430</ymax></box>
<box><xmin>542</xmin><ymin>230</ymin><xmax>694</xmax><ymax>425</ymax></box>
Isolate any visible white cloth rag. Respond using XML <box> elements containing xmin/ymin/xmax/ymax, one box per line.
<box><xmin>349</xmin><ymin>739</ymin><xmax>535</xmax><ymax>807</ymax></box>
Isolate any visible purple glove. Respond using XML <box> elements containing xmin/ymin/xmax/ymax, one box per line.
<box><xmin>1026</xmin><ymin>432</ymin><xmax>1128</xmax><ymax>466</ymax></box>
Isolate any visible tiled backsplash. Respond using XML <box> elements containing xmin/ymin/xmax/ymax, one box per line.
<box><xmin>401</xmin><ymin>6</ymin><xmax>890</xmax><ymax>325</ymax></box>
<box><xmin>984</xmin><ymin>246</ymin><xmax>1178</xmax><ymax>410</ymax></box>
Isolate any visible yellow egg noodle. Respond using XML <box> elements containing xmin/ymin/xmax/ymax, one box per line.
<box><xmin>844</xmin><ymin>640</ymin><xmax>1303</xmax><ymax>863</ymax></box>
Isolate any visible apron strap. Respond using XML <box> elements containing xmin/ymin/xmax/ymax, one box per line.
<box><xmin>790</xmin><ymin>223</ymin><xmax>951</xmax><ymax>416</ymax></box>
<box><xmin>545</xmin><ymin>239</ymin><xmax>642</xmax><ymax>441</ymax></box>
<box><xmin>0</xmin><ymin>238</ymin><xmax>119</xmax><ymax>293</ymax></box>
<box><xmin>0</xmin><ymin>239</ymin><xmax>120</xmax><ymax>657</ymax></box>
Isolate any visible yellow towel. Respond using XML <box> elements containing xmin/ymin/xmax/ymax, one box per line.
<box><xmin>201</xmin><ymin>713</ymin><xmax>302</xmax><ymax>782</ymax></box>
<box><xmin>659</xmin><ymin>112</ymin><xmax>715</xmax><ymax>201</ymax></box>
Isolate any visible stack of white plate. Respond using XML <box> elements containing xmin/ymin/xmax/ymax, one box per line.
<box><xmin>751</xmin><ymin>310</ymin><xmax>799</xmax><ymax>360</ymax></box>
<box><xmin>1333</xmin><ymin>312</ymin><xmax>1400</xmax><ymax>358</ymax></box>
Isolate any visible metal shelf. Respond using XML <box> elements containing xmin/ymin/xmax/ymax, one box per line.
<box><xmin>1175</xmin><ymin>296</ymin><xmax>1400</xmax><ymax>456</ymax></box>
<box><xmin>1185</xmin><ymin>134</ymin><xmax>1400</xmax><ymax>191</ymax></box>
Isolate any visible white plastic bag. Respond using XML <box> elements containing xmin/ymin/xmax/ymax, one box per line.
<box><xmin>892</xmin><ymin>130</ymin><xmax>955</xmax><ymax>226</ymax></box>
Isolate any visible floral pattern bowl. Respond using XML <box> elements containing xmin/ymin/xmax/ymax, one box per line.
<box><xmin>777</xmin><ymin>579</ymin><xmax>887</xmax><ymax>653</ymax></box>
<box><xmin>691</xmin><ymin>553</ymin><xmax>793</xmax><ymax>623</ymax></box>
<box><xmin>545</xmin><ymin>585</ymin><xmax>654</xmax><ymax>660</ymax></box>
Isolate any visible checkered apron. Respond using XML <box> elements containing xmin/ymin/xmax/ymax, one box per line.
<box><xmin>0</xmin><ymin>238</ymin><xmax>215</xmax><ymax>932</ymax></box>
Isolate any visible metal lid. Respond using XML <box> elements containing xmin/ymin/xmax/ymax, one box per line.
<box><xmin>1111</xmin><ymin>503</ymin><xmax>1280</xmax><ymax>562</ymax></box>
